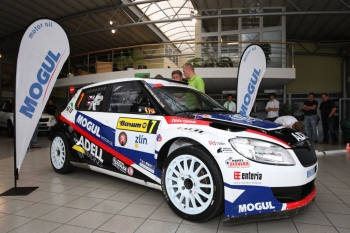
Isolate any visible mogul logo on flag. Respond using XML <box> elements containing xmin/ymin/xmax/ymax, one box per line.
<box><xmin>15</xmin><ymin>19</ymin><xmax>70</xmax><ymax>171</ymax></box>
<box><xmin>236</xmin><ymin>44</ymin><xmax>266</xmax><ymax>116</ymax></box>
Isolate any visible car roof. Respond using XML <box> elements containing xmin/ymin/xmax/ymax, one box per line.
<box><xmin>80</xmin><ymin>77</ymin><xmax>189</xmax><ymax>90</ymax></box>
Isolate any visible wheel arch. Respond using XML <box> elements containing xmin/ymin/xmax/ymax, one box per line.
<box><xmin>156</xmin><ymin>136</ymin><xmax>221</xmax><ymax>174</ymax></box>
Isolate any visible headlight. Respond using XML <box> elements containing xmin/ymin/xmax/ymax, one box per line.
<box><xmin>229</xmin><ymin>137</ymin><xmax>295</xmax><ymax>165</ymax></box>
<box><xmin>50</xmin><ymin>117</ymin><xmax>56</xmax><ymax>121</ymax></box>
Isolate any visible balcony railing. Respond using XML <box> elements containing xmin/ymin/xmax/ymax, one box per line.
<box><xmin>62</xmin><ymin>41</ymin><xmax>294</xmax><ymax>77</ymax></box>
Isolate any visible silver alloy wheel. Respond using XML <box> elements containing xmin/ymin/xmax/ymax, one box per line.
<box><xmin>51</xmin><ymin>136</ymin><xmax>66</xmax><ymax>169</ymax></box>
<box><xmin>165</xmin><ymin>154</ymin><xmax>214</xmax><ymax>215</ymax></box>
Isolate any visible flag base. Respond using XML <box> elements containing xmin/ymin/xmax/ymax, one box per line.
<box><xmin>0</xmin><ymin>187</ymin><xmax>38</xmax><ymax>196</ymax></box>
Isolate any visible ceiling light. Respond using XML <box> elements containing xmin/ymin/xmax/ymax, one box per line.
<box><xmin>111</xmin><ymin>29</ymin><xmax>116</xmax><ymax>33</ymax></box>
<box><xmin>194</xmin><ymin>10</ymin><xmax>198</xmax><ymax>14</ymax></box>
<box><xmin>110</xmin><ymin>21</ymin><xmax>113</xmax><ymax>25</ymax></box>
<box><xmin>191</xmin><ymin>18</ymin><xmax>196</xmax><ymax>23</ymax></box>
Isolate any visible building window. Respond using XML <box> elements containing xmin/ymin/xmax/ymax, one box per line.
<box><xmin>202</xmin><ymin>11</ymin><xmax>218</xmax><ymax>32</ymax></box>
<box><xmin>221</xmin><ymin>10</ymin><xmax>239</xmax><ymax>31</ymax></box>
<box><xmin>241</xmin><ymin>9</ymin><xmax>260</xmax><ymax>29</ymax></box>
<box><xmin>263</xmin><ymin>9</ymin><xmax>282</xmax><ymax>27</ymax></box>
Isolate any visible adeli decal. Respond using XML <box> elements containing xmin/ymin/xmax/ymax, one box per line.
<box><xmin>60</xmin><ymin>114</ymin><xmax>134</xmax><ymax>166</ymax></box>
<box><xmin>195</xmin><ymin>114</ymin><xmax>280</xmax><ymax>130</ymax></box>
<box><xmin>72</xmin><ymin>135</ymin><xmax>103</xmax><ymax>167</ymax></box>
<box><xmin>246</xmin><ymin>129</ymin><xmax>291</xmax><ymax>148</ymax></box>
<box><xmin>164</xmin><ymin>116</ymin><xmax>210</xmax><ymax>125</ymax></box>
<box><xmin>117</xmin><ymin>117</ymin><xmax>160</xmax><ymax>134</ymax></box>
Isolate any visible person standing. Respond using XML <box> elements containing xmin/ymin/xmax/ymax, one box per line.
<box><xmin>182</xmin><ymin>63</ymin><xmax>205</xmax><ymax>93</ymax></box>
<box><xmin>265</xmin><ymin>93</ymin><xmax>279</xmax><ymax>122</ymax></box>
<box><xmin>45</xmin><ymin>100</ymin><xmax>57</xmax><ymax>118</ymax></box>
<box><xmin>171</xmin><ymin>70</ymin><xmax>184</xmax><ymax>81</ymax></box>
<box><xmin>29</xmin><ymin>123</ymin><xmax>41</xmax><ymax>148</ymax></box>
<box><xmin>302</xmin><ymin>92</ymin><xmax>319</xmax><ymax>143</ymax></box>
<box><xmin>319</xmin><ymin>93</ymin><xmax>338</xmax><ymax>144</ymax></box>
<box><xmin>223</xmin><ymin>94</ymin><xmax>236</xmax><ymax>112</ymax></box>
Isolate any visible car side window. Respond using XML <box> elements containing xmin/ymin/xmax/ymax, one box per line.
<box><xmin>76</xmin><ymin>85</ymin><xmax>107</xmax><ymax>111</ymax></box>
<box><xmin>2</xmin><ymin>101</ymin><xmax>13</xmax><ymax>112</ymax></box>
<box><xmin>109</xmin><ymin>82</ymin><xmax>155</xmax><ymax>114</ymax></box>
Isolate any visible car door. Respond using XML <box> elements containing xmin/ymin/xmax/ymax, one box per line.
<box><xmin>108</xmin><ymin>81</ymin><xmax>163</xmax><ymax>183</ymax></box>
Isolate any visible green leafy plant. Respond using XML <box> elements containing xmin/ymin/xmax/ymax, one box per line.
<box><xmin>259</xmin><ymin>43</ymin><xmax>271</xmax><ymax>64</ymax></box>
<box><xmin>114</xmin><ymin>49</ymin><xmax>146</xmax><ymax>70</ymax></box>
<box><xmin>279</xmin><ymin>102</ymin><xmax>297</xmax><ymax>116</ymax></box>
<box><xmin>186</xmin><ymin>56</ymin><xmax>233</xmax><ymax>68</ymax></box>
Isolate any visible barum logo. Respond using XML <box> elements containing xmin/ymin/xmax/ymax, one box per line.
<box><xmin>238</xmin><ymin>202</ymin><xmax>275</xmax><ymax>213</ymax></box>
<box><xmin>76</xmin><ymin>115</ymin><xmax>101</xmax><ymax>138</ymax></box>
<box><xmin>239</xmin><ymin>68</ymin><xmax>261</xmax><ymax>116</ymax></box>
<box><xmin>20</xmin><ymin>50</ymin><xmax>61</xmax><ymax>119</ymax></box>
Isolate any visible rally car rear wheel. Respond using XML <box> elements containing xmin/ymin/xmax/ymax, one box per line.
<box><xmin>161</xmin><ymin>146</ymin><xmax>224</xmax><ymax>222</ymax></box>
<box><xmin>50</xmin><ymin>132</ymin><xmax>75</xmax><ymax>174</ymax></box>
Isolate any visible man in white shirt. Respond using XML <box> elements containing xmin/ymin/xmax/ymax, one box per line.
<box><xmin>265</xmin><ymin>93</ymin><xmax>279</xmax><ymax>121</ymax></box>
<box><xmin>223</xmin><ymin>94</ymin><xmax>236</xmax><ymax>112</ymax></box>
<box><xmin>274</xmin><ymin>116</ymin><xmax>305</xmax><ymax>132</ymax></box>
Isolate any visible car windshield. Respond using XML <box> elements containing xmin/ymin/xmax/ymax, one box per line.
<box><xmin>153</xmin><ymin>86</ymin><xmax>229</xmax><ymax>114</ymax></box>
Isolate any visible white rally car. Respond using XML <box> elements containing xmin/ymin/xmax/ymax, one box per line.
<box><xmin>49</xmin><ymin>78</ymin><xmax>317</xmax><ymax>224</ymax></box>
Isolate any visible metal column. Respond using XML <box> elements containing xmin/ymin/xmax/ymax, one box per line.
<box><xmin>283</xmin><ymin>84</ymin><xmax>287</xmax><ymax>104</ymax></box>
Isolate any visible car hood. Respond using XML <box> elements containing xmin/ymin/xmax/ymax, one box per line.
<box><xmin>194</xmin><ymin>113</ymin><xmax>282</xmax><ymax>130</ymax></box>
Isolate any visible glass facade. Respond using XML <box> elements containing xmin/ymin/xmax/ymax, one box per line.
<box><xmin>199</xmin><ymin>7</ymin><xmax>286</xmax><ymax>67</ymax></box>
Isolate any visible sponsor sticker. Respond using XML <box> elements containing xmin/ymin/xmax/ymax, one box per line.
<box><xmin>208</xmin><ymin>141</ymin><xmax>226</xmax><ymax>146</ymax></box>
<box><xmin>156</xmin><ymin>134</ymin><xmax>162</xmax><ymax>142</ymax></box>
<box><xmin>234</xmin><ymin>171</ymin><xmax>262</xmax><ymax>180</ymax></box>
<box><xmin>178</xmin><ymin>127</ymin><xmax>205</xmax><ymax>135</ymax></box>
<box><xmin>238</xmin><ymin>202</ymin><xmax>275</xmax><ymax>213</ymax></box>
<box><xmin>127</xmin><ymin>167</ymin><xmax>134</xmax><ymax>176</ymax></box>
<box><xmin>135</xmin><ymin>135</ymin><xmax>148</xmax><ymax>148</ymax></box>
<box><xmin>112</xmin><ymin>157</ymin><xmax>127</xmax><ymax>173</ymax></box>
<box><xmin>118</xmin><ymin>132</ymin><xmax>127</xmax><ymax>146</ymax></box>
<box><xmin>72</xmin><ymin>135</ymin><xmax>103</xmax><ymax>167</ymax></box>
<box><xmin>75</xmin><ymin>114</ymin><xmax>101</xmax><ymax>138</ymax></box>
<box><xmin>225</xmin><ymin>158</ymin><xmax>250</xmax><ymax>168</ymax></box>
<box><xmin>307</xmin><ymin>166</ymin><xmax>316</xmax><ymax>178</ymax></box>
<box><xmin>139</xmin><ymin>159</ymin><xmax>155</xmax><ymax>173</ymax></box>
<box><xmin>164</xmin><ymin>116</ymin><xmax>210</xmax><ymax>125</ymax></box>
<box><xmin>117</xmin><ymin>117</ymin><xmax>159</xmax><ymax>134</ymax></box>
<box><xmin>217</xmin><ymin>147</ymin><xmax>233</xmax><ymax>153</ymax></box>
<box><xmin>65</xmin><ymin>104</ymin><xmax>73</xmax><ymax>113</ymax></box>
<box><xmin>292</xmin><ymin>132</ymin><xmax>307</xmax><ymax>142</ymax></box>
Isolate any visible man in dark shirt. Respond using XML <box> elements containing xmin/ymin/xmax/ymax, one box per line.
<box><xmin>45</xmin><ymin>100</ymin><xmax>57</xmax><ymax>117</ymax></box>
<box><xmin>302</xmin><ymin>92</ymin><xmax>318</xmax><ymax>143</ymax></box>
<box><xmin>319</xmin><ymin>93</ymin><xmax>338</xmax><ymax>144</ymax></box>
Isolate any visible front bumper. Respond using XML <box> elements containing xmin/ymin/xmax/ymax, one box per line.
<box><xmin>223</xmin><ymin>184</ymin><xmax>316</xmax><ymax>225</ymax></box>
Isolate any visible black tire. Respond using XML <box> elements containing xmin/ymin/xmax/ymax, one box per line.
<box><xmin>7</xmin><ymin>121</ymin><xmax>13</xmax><ymax>137</ymax></box>
<box><xmin>161</xmin><ymin>146</ymin><xmax>224</xmax><ymax>222</ymax></box>
<box><xmin>50</xmin><ymin>132</ymin><xmax>75</xmax><ymax>174</ymax></box>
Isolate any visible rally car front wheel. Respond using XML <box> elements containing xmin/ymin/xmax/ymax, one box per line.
<box><xmin>50</xmin><ymin>132</ymin><xmax>75</xmax><ymax>174</ymax></box>
<box><xmin>161</xmin><ymin>146</ymin><xmax>224</xmax><ymax>222</ymax></box>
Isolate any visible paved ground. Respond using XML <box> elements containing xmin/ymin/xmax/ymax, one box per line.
<box><xmin>0</xmin><ymin>131</ymin><xmax>349</xmax><ymax>233</ymax></box>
